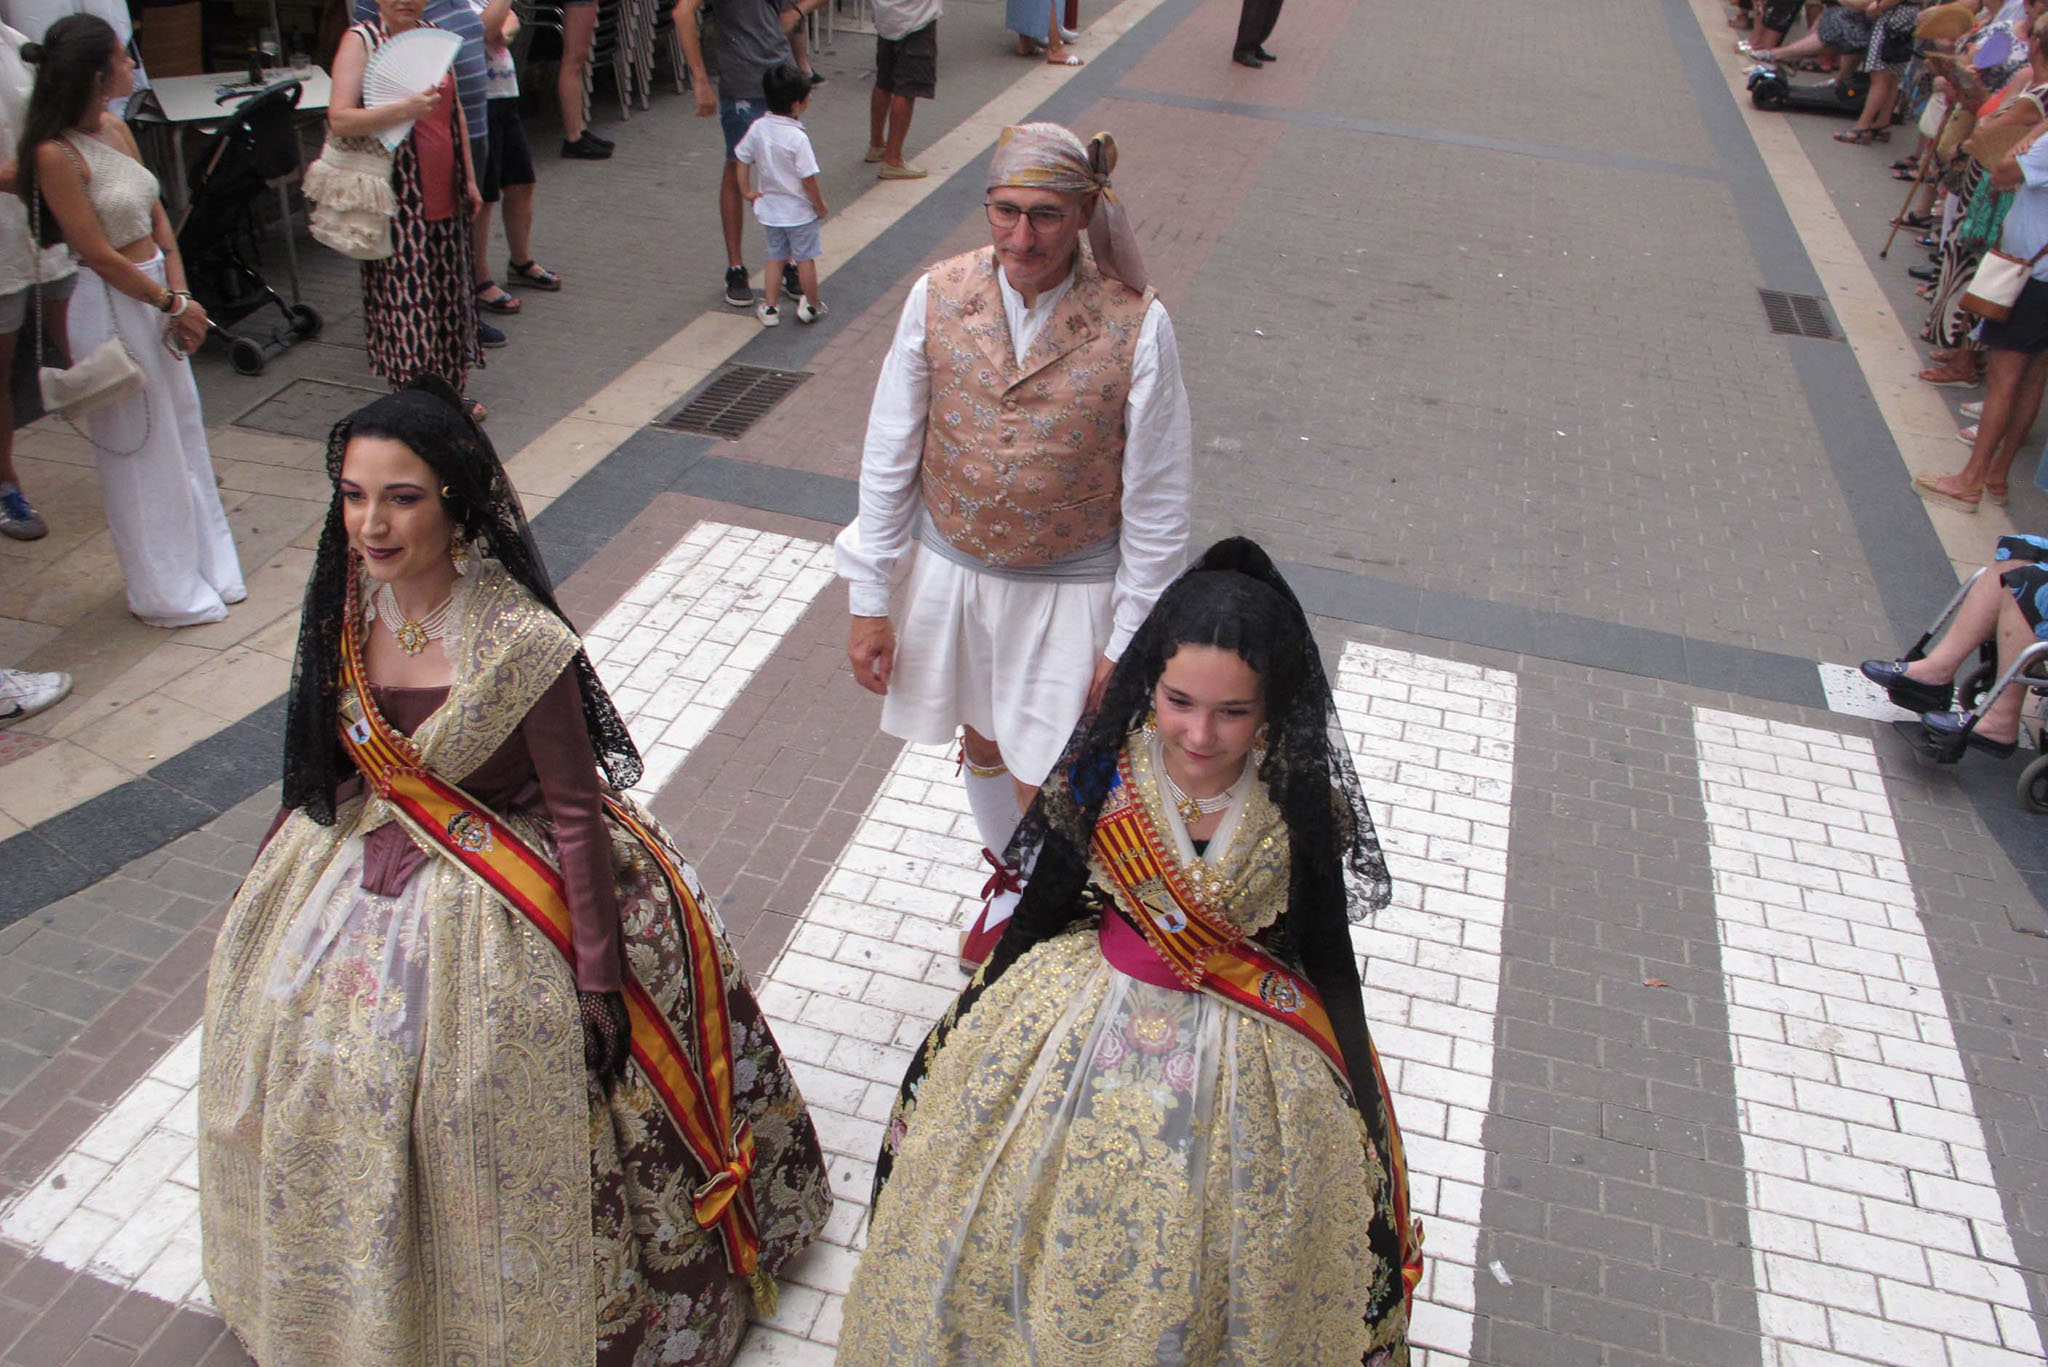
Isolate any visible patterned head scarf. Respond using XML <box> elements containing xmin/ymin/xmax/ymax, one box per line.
<box><xmin>986</xmin><ymin>122</ymin><xmax>1149</xmax><ymax>292</ymax></box>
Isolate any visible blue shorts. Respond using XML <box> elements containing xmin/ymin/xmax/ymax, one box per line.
<box><xmin>720</xmin><ymin>95</ymin><xmax>767</xmax><ymax>160</ymax></box>
<box><xmin>763</xmin><ymin>219</ymin><xmax>823</xmax><ymax>262</ymax></box>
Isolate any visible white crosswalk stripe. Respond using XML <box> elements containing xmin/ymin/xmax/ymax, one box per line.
<box><xmin>1694</xmin><ymin>707</ymin><xmax>2044</xmax><ymax>1366</ymax></box>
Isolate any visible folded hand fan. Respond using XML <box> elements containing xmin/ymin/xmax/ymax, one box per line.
<box><xmin>364</xmin><ymin>28</ymin><xmax>462</xmax><ymax>150</ymax></box>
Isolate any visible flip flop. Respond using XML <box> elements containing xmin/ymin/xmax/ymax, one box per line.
<box><xmin>1914</xmin><ymin>472</ymin><xmax>1981</xmax><ymax>511</ymax></box>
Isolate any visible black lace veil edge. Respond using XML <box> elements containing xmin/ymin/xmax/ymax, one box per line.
<box><xmin>280</xmin><ymin>376</ymin><xmax>642</xmax><ymax>825</ymax></box>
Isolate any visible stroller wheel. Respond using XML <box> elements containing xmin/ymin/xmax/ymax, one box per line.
<box><xmin>2019</xmin><ymin>752</ymin><xmax>2048</xmax><ymax>814</ymax></box>
<box><xmin>228</xmin><ymin>336</ymin><xmax>266</xmax><ymax>376</ymax></box>
<box><xmin>288</xmin><ymin>303</ymin><xmax>322</xmax><ymax>340</ymax></box>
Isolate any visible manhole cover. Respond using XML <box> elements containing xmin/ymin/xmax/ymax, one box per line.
<box><xmin>1758</xmin><ymin>288</ymin><xmax>1837</xmax><ymax>341</ymax></box>
<box><xmin>657</xmin><ymin>365</ymin><xmax>810</xmax><ymax>439</ymax></box>
<box><xmin>233</xmin><ymin>378</ymin><xmax>389</xmax><ymax>440</ymax></box>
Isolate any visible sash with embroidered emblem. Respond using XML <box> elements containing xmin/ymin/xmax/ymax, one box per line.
<box><xmin>1090</xmin><ymin>757</ymin><xmax>1426</xmax><ymax>1302</ymax></box>
<box><xmin>336</xmin><ymin>584</ymin><xmax>775</xmax><ymax>1306</ymax></box>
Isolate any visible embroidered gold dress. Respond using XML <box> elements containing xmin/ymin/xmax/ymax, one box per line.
<box><xmin>839</xmin><ymin>733</ymin><xmax>1410</xmax><ymax>1366</ymax></box>
<box><xmin>199</xmin><ymin>563</ymin><xmax>830</xmax><ymax>1366</ymax></box>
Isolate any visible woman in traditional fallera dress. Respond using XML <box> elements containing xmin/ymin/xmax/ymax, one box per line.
<box><xmin>839</xmin><ymin>538</ymin><xmax>1421</xmax><ymax>1366</ymax></box>
<box><xmin>198</xmin><ymin>377</ymin><xmax>830</xmax><ymax>1366</ymax></box>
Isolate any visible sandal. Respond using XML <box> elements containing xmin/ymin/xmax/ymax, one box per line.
<box><xmin>1047</xmin><ymin>52</ymin><xmax>1083</xmax><ymax>64</ymax></box>
<box><xmin>1986</xmin><ymin>482</ymin><xmax>2009</xmax><ymax>506</ymax></box>
<box><xmin>508</xmin><ymin>258</ymin><xmax>563</xmax><ymax>290</ymax></box>
<box><xmin>1895</xmin><ymin>211</ymin><xmax>1935</xmax><ymax>229</ymax></box>
<box><xmin>475</xmin><ymin>279</ymin><xmax>522</xmax><ymax>314</ymax></box>
<box><xmin>1889</xmin><ymin>158</ymin><xmax>1916</xmax><ymax>171</ymax></box>
<box><xmin>1834</xmin><ymin>127</ymin><xmax>1880</xmax><ymax>145</ymax></box>
<box><xmin>1914</xmin><ymin>472</ymin><xmax>1981</xmax><ymax>511</ymax></box>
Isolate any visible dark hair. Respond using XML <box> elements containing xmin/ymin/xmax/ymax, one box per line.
<box><xmin>281</xmin><ymin>375</ymin><xmax>642</xmax><ymax>823</ymax></box>
<box><xmin>17</xmin><ymin>15</ymin><xmax>121</xmax><ymax>248</ymax></box>
<box><xmin>761</xmin><ymin>62</ymin><xmax>809</xmax><ymax>116</ymax></box>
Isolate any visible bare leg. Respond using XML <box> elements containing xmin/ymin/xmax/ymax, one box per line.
<box><xmin>1752</xmin><ymin>31</ymin><xmax>1829</xmax><ymax>61</ymax></box>
<box><xmin>1974</xmin><ymin>591</ymin><xmax>2041</xmax><ymax>744</ymax></box>
<box><xmin>1902</xmin><ymin>559</ymin><xmax>2035</xmax><ymax>683</ymax></box>
<box><xmin>0</xmin><ymin>330</ymin><xmax>19</xmax><ymax>488</ymax></box>
<box><xmin>870</xmin><ymin>83</ymin><xmax>888</xmax><ymax>150</ymax></box>
<box><xmin>763</xmin><ymin>257</ymin><xmax>786</xmax><ymax>310</ymax></box>
<box><xmin>1046</xmin><ymin>0</ymin><xmax>1078</xmax><ymax>61</ymax></box>
<box><xmin>721</xmin><ymin>160</ymin><xmax>746</xmax><ymax>269</ymax></box>
<box><xmin>882</xmin><ymin>93</ymin><xmax>914</xmax><ymax>166</ymax></box>
<box><xmin>502</xmin><ymin>182</ymin><xmax>537</xmax><ymax>265</ymax></box>
<box><xmin>1928</xmin><ymin>347</ymin><xmax>2029</xmax><ymax>499</ymax></box>
<box><xmin>796</xmin><ymin>258</ymin><xmax>820</xmax><ymax>308</ymax></box>
<box><xmin>1985</xmin><ymin>351</ymin><xmax>2048</xmax><ymax>492</ymax></box>
<box><xmin>790</xmin><ymin>21</ymin><xmax>813</xmax><ymax>76</ymax></box>
<box><xmin>1856</xmin><ymin>68</ymin><xmax>1900</xmax><ymax>133</ymax></box>
<box><xmin>557</xmin><ymin>3</ymin><xmax>597</xmax><ymax>143</ymax></box>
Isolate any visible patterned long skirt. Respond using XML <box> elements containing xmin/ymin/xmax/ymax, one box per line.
<box><xmin>1924</xmin><ymin>163</ymin><xmax>2011</xmax><ymax>349</ymax></box>
<box><xmin>361</xmin><ymin>136</ymin><xmax>481</xmax><ymax>392</ymax></box>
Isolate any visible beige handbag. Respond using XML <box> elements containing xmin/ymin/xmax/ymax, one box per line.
<box><xmin>302</xmin><ymin>137</ymin><xmax>396</xmax><ymax>261</ymax></box>
<box><xmin>1960</xmin><ymin>240</ymin><xmax>2048</xmax><ymax>322</ymax></box>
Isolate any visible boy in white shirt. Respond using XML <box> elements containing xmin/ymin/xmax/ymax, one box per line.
<box><xmin>733</xmin><ymin>64</ymin><xmax>829</xmax><ymax>326</ymax></box>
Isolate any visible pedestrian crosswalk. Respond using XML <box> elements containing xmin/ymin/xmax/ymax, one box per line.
<box><xmin>0</xmin><ymin>520</ymin><xmax>2040</xmax><ymax>1367</ymax></box>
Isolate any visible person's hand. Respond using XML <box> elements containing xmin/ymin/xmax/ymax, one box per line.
<box><xmin>1084</xmin><ymin>654</ymin><xmax>1115</xmax><ymax>714</ymax></box>
<box><xmin>578</xmin><ymin>990</ymin><xmax>632</xmax><ymax>1079</ymax></box>
<box><xmin>694</xmin><ymin>82</ymin><xmax>717</xmax><ymax>116</ymax></box>
<box><xmin>175</xmin><ymin>298</ymin><xmax>209</xmax><ymax>354</ymax></box>
<box><xmin>467</xmin><ymin>182</ymin><xmax>483</xmax><ymax>216</ymax></box>
<box><xmin>398</xmin><ymin>86</ymin><xmax>441</xmax><ymax>122</ymax></box>
<box><xmin>849</xmin><ymin>615</ymin><xmax>895</xmax><ymax>694</ymax></box>
<box><xmin>743</xmin><ymin>188</ymin><xmax>760</xmax><ymax>202</ymax></box>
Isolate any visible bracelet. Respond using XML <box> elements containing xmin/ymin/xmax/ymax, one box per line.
<box><xmin>167</xmin><ymin>294</ymin><xmax>190</xmax><ymax>318</ymax></box>
<box><xmin>156</xmin><ymin>289</ymin><xmax>174</xmax><ymax>312</ymax></box>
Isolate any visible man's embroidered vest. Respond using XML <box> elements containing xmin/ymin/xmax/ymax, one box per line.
<box><xmin>919</xmin><ymin>244</ymin><xmax>1154</xmax><ymax>567</ymax></box>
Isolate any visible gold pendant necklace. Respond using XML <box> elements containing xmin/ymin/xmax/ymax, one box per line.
<box><xmin>373</xmin><ymin>581</ymin><xmax>455</xmax><ymax>656</ymax></box>
<box><xmin>1162</xmin><ymin>764</ymin><xmax>1238</xmax><ymax>827</ymax></box>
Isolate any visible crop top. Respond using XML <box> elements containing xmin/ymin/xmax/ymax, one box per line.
<box><xmin>61</xmin><ymin>131</ymin><xmax>157</xmax><ymax>247</ymax></box>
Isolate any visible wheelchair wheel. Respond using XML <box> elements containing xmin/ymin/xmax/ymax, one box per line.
<box><xmin>288</xmin><ymin>304</ymin><xmax>322</xmax><ymax>340</ymax></box>
<box><xmin>228</xmin><ymin>336</ymin><xmax>266</xmax><ymax>376</ymax></box>
<box><xmin>1751</xmin><ymin>73</ymin><xmax>1790</xmax><ymax>110</ymax></box>
<box><xmin>2019</xmin><ymin>752</ymin><xmax>2048</xmax><ymax>814</ymax></box>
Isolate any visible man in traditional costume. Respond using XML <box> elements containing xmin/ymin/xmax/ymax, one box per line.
<box><xmin>836</xmin><ymin>121</ymin><xmax>1193</xmax><ymax>965</ymax></box>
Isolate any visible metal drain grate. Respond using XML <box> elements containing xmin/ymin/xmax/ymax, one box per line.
<box><xmin>659</xmin><ymin>365</ymin><xmax>811</xmax><ymax>439</ymax></box>
<box><xmin>1758</xmin><ymin>288</ymin><xmax>1837</xmax><ymax>340</ymax></box>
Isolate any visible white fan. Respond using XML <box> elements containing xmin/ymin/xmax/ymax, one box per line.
<box><xmin>363</xmin><ymin>28</ymin><xmax>462</xmax><ymax>150</ymax></box>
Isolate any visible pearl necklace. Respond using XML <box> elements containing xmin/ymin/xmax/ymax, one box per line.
<box><xmin>371</xmin><ymin>580</ymin><xmax>456</xmax><ymax>655</ymax></box>
<box><xmin>1161</xmin><ymin>755</ymin><xmax>1249</xmax><ymax>828</ymax></box>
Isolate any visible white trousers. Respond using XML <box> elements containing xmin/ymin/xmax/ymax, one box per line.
<box><xmin>880</xmin><ymin>549</ymin><xmax>1113</xmax><ymax>788</ymax></box>
<box><xmin>72</xmin><ymin>255</ymin><xmax>244</xmax><ymax>626</ymax></box>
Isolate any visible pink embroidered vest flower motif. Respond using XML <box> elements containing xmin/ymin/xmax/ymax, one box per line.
<box><xmin>919</xmin><ymin>244</ymin><xmax>1154</xmax><ymax>567</ymax></box>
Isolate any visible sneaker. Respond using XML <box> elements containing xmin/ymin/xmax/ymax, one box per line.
<box><xmin>560</xmin><ymin>131</ymin><xmax>613</xmax><ymax>159</ymax></box>
<box><xmin>806</xmin><ymin>69</ymin><xmax>827</xmax><ymax>85</ymax></box>
<box><xmin>1961</xmin><ymin>399</ymin><xmax>1983</xmax><ymax>420</ymax></box>
<box><xmin>582</xmin><ymin>128</ymin><xmax>616</xmax><ymax>150</ymax></box>
<box><xmin>796</xmin><ymin>298</ymin><xmax>827</xmax><ymax>324</ymax></box>
<box><xmin>0</xmin><ymin>482</ymin><xmax>46</xmax><ymax>540</ymax></box>
<box><xmin>877</xmin><ymin>162</ymin><xmax>929</xmax><ymax>180</ymax></box>
<box><xmin>782</xmin><ymin>264</ymin><xmax>803</xmax><ymax>301</ymax></box>
<box><xmin>758</xmin><ymin>302</ymin><xmax>780</xmax><ymax>326</ymax></box>
<box><xmin>724</xmin><ymin>266</ymin><xmax>753</xmax><ymax>308</ymax></box>
<box><xmin>863</xmin><ymin>144</ymin><xmax>885</xmax><ymax>163</ymax></box>
<box><xmin>0</xmin><ymin>668</ymin><xmax>70</xmax><ymax>725</ymax></box>
<box><xmin>478</xmin><ymin>319</ymin><xmax>508</xmax><ymax>349</ymax></box>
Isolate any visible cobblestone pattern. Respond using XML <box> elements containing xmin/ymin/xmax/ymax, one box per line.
<box><xmin>1171</xmin><ymin>123</ymin><xmax>1895</xmax><ymax>669</ymax></box>
<box><xmin>1469</xmin><ymin>660</ymin><xmax>1763</xmax><ymax>1367</ymax></box>
<box><xmin>1695</xmin><ymin>709</ymin><xmax>2043</xmax><ymax>1365</ymax></box>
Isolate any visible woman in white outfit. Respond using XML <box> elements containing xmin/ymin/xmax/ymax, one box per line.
<box><xmin>18</xmin><ymin>15</ymin><xmax>243</xmax><ymax>626</ymax></box>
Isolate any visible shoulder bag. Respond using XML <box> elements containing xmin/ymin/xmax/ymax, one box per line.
<box><xmin>1961</xmin><ymin>237</ymin><xmax>2048</xmax><ymax>322</ymax></box>
<box><xmin>28</xmin><ymin>143</ymin><xmax>149</xmax><ymax>448</ymax></box>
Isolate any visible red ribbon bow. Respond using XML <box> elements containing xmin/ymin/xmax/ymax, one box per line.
<box><xmin>980</xmin><ymin>847</ymin><xmax>1023</xmax><ymax>901</ymax></box>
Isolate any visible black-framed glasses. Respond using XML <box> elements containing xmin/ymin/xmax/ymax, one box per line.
<box><xmin>984</xmin><ymin>201</ymin><xmax>1071</xmax><ymax>232</ymax></box>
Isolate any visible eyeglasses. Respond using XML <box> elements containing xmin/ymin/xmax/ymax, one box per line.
<box><xmin>984</xmin><ymin>201</ymin><xmax>1071</xmax><ymax>232</ymax></box>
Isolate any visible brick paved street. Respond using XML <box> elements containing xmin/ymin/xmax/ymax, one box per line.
<box><xmin>3</xmin><ymin>0</ymin><xmax>2048</xmax><ymax>1360</ymax></box>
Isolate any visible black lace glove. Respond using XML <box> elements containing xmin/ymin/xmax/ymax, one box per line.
<box><xmin>579</xmin><ymin>990</ymin><xmax>632</xmax><ymax>1079</ymax></box>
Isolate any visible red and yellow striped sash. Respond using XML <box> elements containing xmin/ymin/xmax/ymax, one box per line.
<box><xmin>336</xmin><ymin>592</ymin><xmax>768</xmax><ymax>1291</ymax></box>
<box><xmin>1090</xmin><ymin>761</ymin><xmax>1425</xmax><ymax>1302</ymax></box>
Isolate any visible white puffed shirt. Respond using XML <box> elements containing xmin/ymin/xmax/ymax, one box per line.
<box><xmin>833</xmin><ymin>262</ymin><xmax>1194</xmax><ymax>660</ymax></box>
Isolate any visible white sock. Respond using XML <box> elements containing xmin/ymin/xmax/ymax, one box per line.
<box><xmin>963</xmin><ymin>765</ymin><xmax>1024</xmax><ymax>861</ymax></box>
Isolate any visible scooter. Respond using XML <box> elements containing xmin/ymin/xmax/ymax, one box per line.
<box><xmin>1746</xmin><ymin>58</ymin><xmax>1870</xmax><ymax>115</ymax></box>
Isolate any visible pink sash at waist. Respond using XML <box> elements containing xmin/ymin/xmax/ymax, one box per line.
<box><xmin>1098</xmin><ymin>909</ymin><xmax>1190</xmax><ymax>991</ymax></box>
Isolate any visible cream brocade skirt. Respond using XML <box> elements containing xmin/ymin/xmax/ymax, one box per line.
<box><xmin>198</xmin><ymin>801</ymin><xmax>829</xmax><ymax>1367</ymax></box>
<box><xmin>839</xmin><ymin>930</ymin><xmax>1397</xmax><ymax>1366</ymax></box>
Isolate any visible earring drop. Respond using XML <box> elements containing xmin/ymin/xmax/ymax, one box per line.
<box><xmin>449</xmin><ymin>535</ymin><xmax>472</xmax><ymax>577</ymax></box>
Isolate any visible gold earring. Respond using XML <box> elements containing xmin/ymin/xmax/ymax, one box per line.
<box><xmin>1141</xmin><ymin>708</ymin><xmax>1158</xmax><ymax>736</ymax></box>
<box><xmin>449</xmin><ymin>535</ymin><xmax>471</xmax><ymax>577</ymax></box>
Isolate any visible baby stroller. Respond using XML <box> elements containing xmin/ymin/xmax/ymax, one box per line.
<box><xmin>1885</xmin><ymin>568</ymin><xmax>2048</xmax><ymax>812</ymax></box>
<box><xmin>175</xmin><ymin>77</ymin><xmax>322</xmax><ymax>376</ymax></box>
